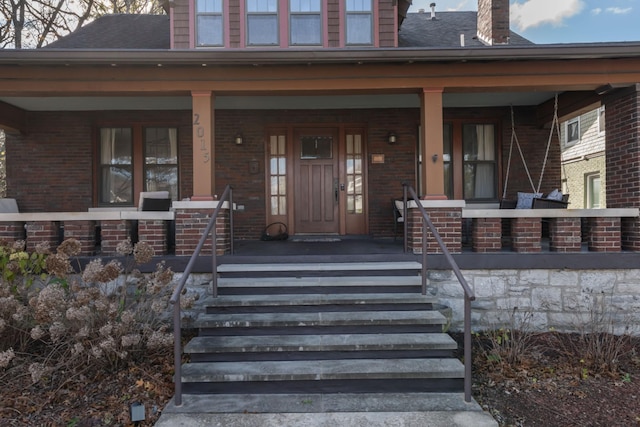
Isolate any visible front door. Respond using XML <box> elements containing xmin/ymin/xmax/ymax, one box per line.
<box><xmin>294</xmin><ymin>128</ymin><xmax>339</xmax><ymax>234</ymax></box>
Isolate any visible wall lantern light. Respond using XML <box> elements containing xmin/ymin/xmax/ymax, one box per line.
<box><xmin>235</xmin><ymin>133</ymin><xmax>244</xmax><ymax>145</ymax></box>
<box><xmin>387</xmin><ymin>132</ymin><xmax>397</xmax><ymax>145</ymax></box>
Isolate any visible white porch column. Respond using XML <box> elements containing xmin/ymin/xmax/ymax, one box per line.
<box><xmin>420</xmin><ymin>88</ymin><xmax>446</xmax><ymax>199</ymax></box>
<box><xmin>191</xmin><ymin>91</ymin><xmax>215</xmax><ymax>199</ymax></box>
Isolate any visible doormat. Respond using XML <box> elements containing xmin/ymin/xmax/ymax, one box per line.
<box><xmin>290</xmin><ymin>238</ymin><xmax>342</xmax><ymax>243</ymax></box>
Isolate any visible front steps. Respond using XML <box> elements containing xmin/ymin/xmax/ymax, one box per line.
<box><xmin>157</xmin><ymin>270</ymin><xmax>496</xmax><ymax>427</ymax></box>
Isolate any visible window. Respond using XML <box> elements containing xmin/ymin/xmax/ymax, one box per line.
<box><xmin>566</xmin><ymin>117</ymin><xmax>580</xmax><ymax>145</ymax></box>
<box><xmin>144</xmin><ymin>128</ymin><xmax>178</xmax><ymax>198</ymax></box>
<box><xmin>346</xmin><ymin>133</ymin><xmax>364</xmax><ymax>214</ymax></box>
<box><xmin>99</xmin><ymin>126</ymin><xmax>178</xmax><ymax>206</ymax></box>
<box><xmin>586</xmin><ymin>173</ymin><xmax>601</xmax><ymax>208</ymax></box>
<box><xmin>462</xmin><ymin>124</ymin><xmax>497</xmax><ymax>200</ymax></box>
<box><xmin>290</xmin><ymin>0</ymin><xmax>321</xmax><ymax>45</ymax></box>
<box><xmin>196</xmin><ymin>0</ymin><xmax>224</xmax><ymax>47</ymax></box>
<box><xmin>443</xmin><ymin>124</ymin><xmax>453</xmax><ymax>199</ymax></box>
<box><xmin>247</xmin><ymin>0</ymin><xmax>278</xmax><ymax>45</ymax></box>
<box><xmin>346</xmin><ymin>0</ymin><xmax>373</xmax><ymax>45</ymax></box>
<box><xmin>269</xmin><ymin>134</ymin><xmax>287</xmax><ymax>216</ymax></box>
<box><xmin>100</xmin><ymin>128</ymin><xmax>133</xmax><ymax>204</ymax></box>
<box><xmin>598</xmin><ymin>106</ymin><xmax>606</xmax><ymax>134</ymax></box>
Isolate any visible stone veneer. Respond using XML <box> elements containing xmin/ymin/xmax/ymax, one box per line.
<box><xmin>427</xmin><ymin>268</ymin><xmax>640</xmax><ymax>335</ymax></box>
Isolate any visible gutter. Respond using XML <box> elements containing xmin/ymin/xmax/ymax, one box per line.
<box><xmin>1</xmin><ymin>43</ymin><xmax>640</xmax><ymax>66</ymax></box>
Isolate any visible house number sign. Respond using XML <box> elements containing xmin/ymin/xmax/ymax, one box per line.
<box><xmin>193</xmin><ymin>113</ymin><xmax>210</xmax><ymax>164</ymax></box>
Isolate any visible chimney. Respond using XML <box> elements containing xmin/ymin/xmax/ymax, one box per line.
<box><xmin>430</xmin><ymin>3</ymin><xmax>436</xmax><ymax>20</ymax></box>
<box><xmin>477</xmin><ymin>0</ymin><xmax>510</xmax><ymax>45</ymax></box>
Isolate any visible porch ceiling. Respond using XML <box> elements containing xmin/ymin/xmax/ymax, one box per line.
<box><xmin>0</xmin><ymin>92</ymin><xmax>556</xmax><ymax>111</ymax></box>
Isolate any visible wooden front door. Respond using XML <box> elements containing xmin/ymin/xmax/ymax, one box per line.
<box><xmin>294</xmin><ymin>128</ymin><xmax>340</xmax><ymax>234</ymax></box>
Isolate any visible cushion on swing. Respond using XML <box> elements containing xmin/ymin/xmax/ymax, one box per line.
<box><xmin>546</xmin><ymin>188</ymin><xmax>563</xmax><ymax>201</ymax></box>
<box><xmin>516</xmin><ymin>192</ymin><xmax>543</xmax><ymax>209</ymax></box>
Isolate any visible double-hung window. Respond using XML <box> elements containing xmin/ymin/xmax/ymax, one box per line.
<box><xmin>566</xmin><ymin>117</ymin><xmax>580</xmax><ymax>146</ymax></box>
<box><xmin>346</xmin><ymin>0</ymin><xmax>373</xmax><ymax>45</ymax></box>
<box><xmin>247</xmin><ymin>0</ymin><xmax>278</xmax><ymax>45</ymax></box>
<box><xmin>196</xmin><ymin>0</ymin><xmax>224</xmax><ymax>47</ymax></box>
<box><xmin>99</xmin><ymin>126</ymin><xmax>178</xmax><ymax>206</ymax></box>
<box><xmin>289</xmin><ymin>0</ymin><xmax>321</xmax><ymax>45</ymax></box>
<box><xmin>100</xmin><ymin>128</ymin><xmax>133</xmax><ymax>205</ymax></box>
<box><xmin>462</xmin><ymin>124</ymin><xmax>497</xmax><ymax>200</ymax></box>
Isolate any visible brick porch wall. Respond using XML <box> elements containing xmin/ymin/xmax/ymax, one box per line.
<box><xmin>4</xmin><ymin>107</ymin><xmax>562</xmax><ymax>241</ymax></box>
<box><xmin>174</xmin><ymin>201</ymin><xmax>230</xmax><ymax>256</ymax></box>
<box><xmin>407</xmin><ymin>203</ymin><xmax>462</xmax><ymax>254</ymax></box>
<box><xmin>605</xmin><ymin>85</ymin><xmax>640</xmax><ymax>250</ymax></box>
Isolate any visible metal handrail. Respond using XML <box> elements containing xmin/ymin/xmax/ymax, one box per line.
<box><xmin>169</xmin><ymin>184</ymin><xmax>233</xmax><ymax>407</ymax></box>
<box><xmin>402</xmin><ymin>182</ymin><xmax>476</xmax><ymax>403</ymax></box>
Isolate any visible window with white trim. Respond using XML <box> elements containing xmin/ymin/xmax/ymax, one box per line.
<box><xmin>346</xmin><ymin>0</ymin><xmax>373</xmax><ymax>45</ymax></box>
<box><xmin>99</xmin><ymin>127</ymin><xmax>178</xmax><ymax>206</ymax></box>
<box><xmin>566</xmin><ymin>117</ymin><xmax>580</xmax><ymax>146</ymax></box>
<box><xmin>196</xmin><ymin>0</ymin><xmax>224</xmax><ymax>47</ymax></box>
<box><xmin>586</xmin><ymin>173</ymin><xmax>601</xmax><ymax>208</ymax></box>
<box><xmin>289</xmin><ymin>0</ymin><xmax>321</xmax><ymax>45</ymax></box>
<box><xmin>247</xmin><ymin>0</ymin><xmax>279</xmax><ymax>45</ymax></box>
<box><xmin>598</xmin><ymin>106</ymin><xmax>605</xmax><ymax>134</ymax></box>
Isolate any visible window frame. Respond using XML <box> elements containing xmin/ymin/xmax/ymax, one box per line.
<box><xmin>434</xmin><ymin>119</ymin><xmax>500</xmax><ymax>202</ymax></box>
<box><xmin>566</xmin><ymin>117</ymin><xmax>580</xmax><ymax>146</ymax></box>
<box><xmin>96</xmin><ymin>124</ymin><xmax>180</xmax><ymax>207</ymax></box>
<box><xmin>585</xmin><ymin>172</ymin><xmax>601</xmax><ymax>209</ymax></box>
<box><xmin>195</xmin><ymin>0</ymin><xmax>225</xmax><ymax>47</ymax></box>
<box><xmin>246</xmin><ymin>0</ymin><xmax>279</xmax><ymax>46</ymax></box>
<box><xmin>597</xmin><ymin>105</ymin><xmax>605</xmax><ymax>135</ymax></box>
<box><xmin>289</xmin><ymin>0</ymin><xmax>322</xmax><ymax>46</ymax></box>
<box><xmin>345</xmin><ymin>0</ymin><xmax>373</xmax><ymax>46</ymax></box>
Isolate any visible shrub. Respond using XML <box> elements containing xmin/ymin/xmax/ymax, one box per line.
<box><xmin>0</xmin><ymin>238</ymin><xmax>194</xmax><ymax>387</ymax></box>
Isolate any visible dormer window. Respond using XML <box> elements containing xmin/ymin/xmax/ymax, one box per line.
<box><xmin>247</xmin><ymin>0</ymin><xmax>279</xmax><ymax>46</ymax></box>
<box><xmin>289</xmin><ymin>0</ymin><xmax>322</xmax><ymax>45</ymax></box>
<box><xmin>196</xmin><ymin>0</ymin><xmax>224</xmax><ymax>47</ymax></box>
<box><xmin>346</xmin><ymin>0</ymin><xmax>373</xmax><ymax>45</ymax></box>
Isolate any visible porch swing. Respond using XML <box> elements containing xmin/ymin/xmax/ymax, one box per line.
<box><xmin>501</xmin><ymin>94</ymin><xmax>569</xmax><ymax>209</ymax></box>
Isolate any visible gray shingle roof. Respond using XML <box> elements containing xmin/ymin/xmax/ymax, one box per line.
<box><xmin>43</xmin><ymin>11</ymin><xmax>531</xmax><ymax>50</ymax></box>
<box><xmin>399</xmin><ymin>11</ymin><xmax>532</xmax><ymax>48</ymax></box>
<box><xmin>44</xmin><ymin>14</ymin><xmax>170</xmax><ymax>49</ymax></box>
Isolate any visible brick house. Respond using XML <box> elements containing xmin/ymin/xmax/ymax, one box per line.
<box><xmin>560</xmin><ymin>106</ymin><xmax>606</xmax><ymax>209</ymax></box>
<box><xmin>1</xmin><ymin>0</ymin><xmax>640</xmax><ymax>255</ymax></box>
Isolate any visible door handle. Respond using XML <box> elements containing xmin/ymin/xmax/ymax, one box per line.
<box><xmin>334</xmin><ymin>178</ymin><xmax>339</xmax><ymax>203</ymax></box>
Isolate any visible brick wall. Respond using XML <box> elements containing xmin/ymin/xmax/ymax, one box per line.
<box><xmin>6</xmin><ymin>106</ymin><xmax>563</xmax><ymax>242</ymax></box>
<box><xmin>477</xmin><ymin>0</ymin><xmax>510</xmax><ymax>45</ymax></box>
<box><xmin>604</xmin><ymin>85</ymin><xmax>640</xmax><ymax>250</ymax></box>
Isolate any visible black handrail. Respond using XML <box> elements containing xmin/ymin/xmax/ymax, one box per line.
<box><xmin>402</xmin><ymin>182</ymin><xmax>476</xmax><ymax>403</ymax></box>
<box><xmin>169</xmin><ymin>184</ymin><xmax>233</xmax><ymax>407</ymax></box>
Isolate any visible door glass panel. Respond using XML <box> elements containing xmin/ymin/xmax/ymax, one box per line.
<box><xmin>269</xmin><ymin>135</ymin><xmax>287</xmax><ymax>215</ymax></box>
<box><xmin>300</xmin><ymin>136</ymin><xmax>332</xmax><ymax>159</ymax></box>
<box><xmin>346</xmin><ymin>133</ymin><xmax>364</xmax><ymax>214</ymax></box>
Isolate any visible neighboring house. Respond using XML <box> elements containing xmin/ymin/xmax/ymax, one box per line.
<box><xmin>0</xmin><ymin>0</ymin><xmax>640</xmax><ymax>253</ymax></box>
<box><xmin>560</xmin><ymin>107</ymin><xmax>606</xmax><ymax>209</ymax></box>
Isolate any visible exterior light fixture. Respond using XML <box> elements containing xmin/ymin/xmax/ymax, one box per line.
<box><xmin>387</xmin><ymin>132</ymin><xmax>397</xmax><ymax>145</ymax></box>
<box><xmin>235</xmin><ymin>133</ymin><xmax>244</xmax><ymax>145</ymax></box>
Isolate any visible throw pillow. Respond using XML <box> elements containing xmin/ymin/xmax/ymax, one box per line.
<box><xmin>516</xmin><ymin>192</ymin><xmax>543</xmax><ymax>209</ymax></box>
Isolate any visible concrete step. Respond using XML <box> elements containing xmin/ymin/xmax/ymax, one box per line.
<box><xmin>155</xmin><ymin>410</ymin><xmax>498</xmax><ymax>427</ymax></box>
<box><xmin>193</xmin><ymin>310</ymin><xmax>446</xmax><ymax>329</ymax></box>
<box><xmin>203</xmin><ymin>293</ymin><xmax>436</xmax><ymax>309</ymax></box>
<box><xmin>180</xmin><ymin>358</ymin><xmax>464</xmax><ymax>394</ymax></box>
<box><xmin>215</xmin><ymin>275</ymin><xmax>423</xmax><ymax>294</ymax></box>
<box><xmin>217</xmin><ymin>262</ymin><xmax>423</xmax><ymax>278</ymax></box>
<box><xmin>185</xmin><ymin>333</ymin><xmax>457</xmax><ymax>361</ymax></box>
<box><xmin>155</xmin><ymin>393</ymin><xmax>498</xmax><ymax>426</ymax></box>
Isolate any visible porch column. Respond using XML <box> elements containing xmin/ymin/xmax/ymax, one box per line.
<box><xmin>604</xmin><ymin>84</ymin><xmax>640</xmax><ymax>250</ymax></box>
<box><xmin>420</xmin><ymin>88</ymin><xmax>446</xmax><ymax>199</ymax></box>
<box><xmin>191</xmin><ymin>91</ymin><xmax>215</xmax><ymax>200</ymax></box>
